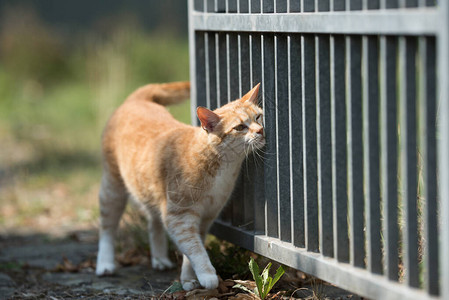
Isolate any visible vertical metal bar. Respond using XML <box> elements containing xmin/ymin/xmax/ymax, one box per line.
<box><xmin>316</xmin><ymin>35</ymin><xmax>333</xmax><ymax>257</ymax></box>
<box><xmin>239</xmin><ymin>32</ymin><xmax>253</xmax><ymax>231</ymax></box>
<box><xmin>231</xmin><ymin>31</ymin><xmax>245</xmax><ymax>227</ymax></box>
<box><xmin>251</xmin><ymin>34</ymin><xmax>265</xmax><ymax>235</ymax></box>
<box><xmin>274</xmin><ymin>0</ymin><xmax>290</xmax><ymax>244</ymax></box>
<box><xmin>380</xmin><ymin>36</ymin><xmax>399</xmax><ymax>281</ymax></box>
<box><xmin>418</xmin><ymin>36</ymin><xmax>439</xmax><ymax>296</ymax></box>
<box><xmin>231</xmin><ymin>176</ymin><xmax>245</xmax><ymax>226</ymax></box>
<box><xmin>222</xmin><ymin>33</ymin><xmax>238</xmax><ymax>223</ymax></box>
<box><xmin>346</xmin><ymin>35</ymin><xmax>365</xmax><ymax>268</ymax></box>
<box><xmin>362</xmin><ymin>36</ymin><xmax>382</xmax><ymax>274</ymax></box>
<box><xmin>239</xmin><ymin>34</ymin><xmax>251</xmax><ymax>97</ymax></box>
<box><xmin>237</xmin><ymin>34</ymin><xmax>244</xmax><ymax>98</ymax></box>
<box><xmin>275</xmin><ymin>34</ymin><xmax>291</xmax><ymax>242</ymax></box>
<box><xmin>290</xmin><ymin>34</ymin><xmax>305</xmax><ymax>248</ymax></box>
<box><xmin>226</xmin><ymin>34</ymin><xmax>231</xmax><ymax>102</ymax></box>
<box><xmin>399</xmin><ymin>36</ymin><xmax>419</xmax><ymax>288</ymax></box>
<box><xmin>228</xmin><ymin>34</ymin><xmax>239</xmax><ymax>101</ymax></box>
<box><xmin>218</xmin><ymin>33</ymin><xmax>228</xmax><ymax>108</ymax></box>
<box><xmin>362</xmin><ymin>0</ymin><xmax>367</xmax><ymax>9</ymax></box>
<box><xmin>438</xmin><ymin>2</ymin><xmax>449</xmax><ymax>298</ymax></box>
<box><xmin>207</xmin><ymin>33</ymin><xmax>217</xmax><ymax>110</ymax></box>
<box><xmin>263</xmin><ymin>34</ymin><xmax>278</xmax><ymax>238</ymax></box>
<box><xmin>331</xmin><ymin>35</ymin><xmax>349</xmax><ymax>262</ymax></box>
<box><xmin>204</xmin><ymin>33</ymin><xmax>211</xmax><ymax>109</ymax></box>
<box><xmin>302</xmin><ymin>34</ymin><xmax>318</xmax><ymax>252</ymax></box>
<box><xmin>215</xmin><ymin>33</ymin><xmax>220</xmax><ymax>107</ymax></box>
<box><xmin>195</xmin><ymin>33</ymin><xmax>207</xmax><ymax>112</ymax></box>
<box><xmin>188</xmin><ymin>0</ymin><xmax>199</xmax><ymax>126</ymax></box>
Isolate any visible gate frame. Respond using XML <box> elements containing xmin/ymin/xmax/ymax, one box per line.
<box><xmin>188</xmin><ymin>1</ymin><xmax>448</xmax><ymax>299</ymax></box>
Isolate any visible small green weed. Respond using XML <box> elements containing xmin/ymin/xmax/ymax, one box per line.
<box><xmin>0</xmin><ymin>261</ymin><xmax>23</xmax><ymax>270</ymax></box>
<box><xmin>235</xmin><ymin>257</ymin><xmax>285</xmax><ymax>300</ymax></box>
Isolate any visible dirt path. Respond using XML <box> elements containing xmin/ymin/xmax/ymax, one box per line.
<box><xmin>0</xmin><ymin>230</ymin><xmax>178</xmax><ymax>299</ymax></box>
<box><xmin>0</xmin><ymin>229</ymin><xmax>363</xmax><ymax>300</ymax></box>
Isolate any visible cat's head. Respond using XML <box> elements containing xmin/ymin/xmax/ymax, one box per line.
<box><xmin>197</xmin><ymin>83</ymin><xmax>265</xmax><ymax>156</ymax></box>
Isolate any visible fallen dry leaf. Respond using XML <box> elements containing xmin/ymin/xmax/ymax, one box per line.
<box><xmin>229</xmin><ymin>293</ymin><xmax>258</xmax><ymax>300</ymax></box>
<box><xmin>233</xmin><ymin>279</ymin><xmax>257</xmax><ymax>291</ymax></box>
<box><xmin>116</xmin><ymin>248</ymin><xmax>149</xmax><ymax>266</ymax></box>
<box><xmin>218</xmin><ymin>278</ymin><xmax>235</xmax><ymax>293</ymax></box>
<box><xmin>53</xmin><ymin>257</ymin><xmax>95</xmax><ymax>273</ymax></box>
<box><xmin>185</xmin><ymin>288</ymin><xmax>219</xmax><ymax>300</ymax></box>
<box><xmin>53</xmin><ymin>257</ymin><xmax>79</xmax><ymax>272</ymax></box>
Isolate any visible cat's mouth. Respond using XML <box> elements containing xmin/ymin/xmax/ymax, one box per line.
<box><xmin>249</xmin><ymin>135</ymin><xmax>265</xmax><ymax>150</ymax></box>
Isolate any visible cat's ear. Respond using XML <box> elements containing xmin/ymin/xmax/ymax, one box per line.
<box><xmin>197</xmin><ymin>106</ymin><xmax>220</xmax><ymax>133</ymax></box>
<box><xmin>240</xmin><ymin>83</ymin><xmax>261</xmax><ymax>105</ymax></box>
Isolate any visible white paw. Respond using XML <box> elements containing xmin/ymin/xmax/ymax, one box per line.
<box><xmin>182</xmin><ymin>279</ymin><xmax>201</xmax><ymax>291</ymax></box>
<box><xmin>151</xmin><ymin>257</ymin><xmax>175</xmax><ymax>270</ymax></box>
<box><xmin>96</xmin><ymin>262</ymin><xmax>116</xmax><ymax>276</ymax></box>
<box><xmin>197</xmin><ymin>273</ymin><xmax>219</xmax><ymax>290</ymax></box>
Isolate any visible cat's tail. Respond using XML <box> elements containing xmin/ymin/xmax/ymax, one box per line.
<box><xmin>130</xmin><ymin>81</ymin><xmax>190</xmax><ymax>106</ymax></box>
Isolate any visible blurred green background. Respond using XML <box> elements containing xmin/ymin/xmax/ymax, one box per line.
<box><xmin>0</xmin><ymin>0</ymin><xmax>191</xmax><ymax>234</ymax></box>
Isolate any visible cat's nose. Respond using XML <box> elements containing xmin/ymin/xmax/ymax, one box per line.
<box><xmin>257</xmin><ymin>127</ymin><xmax>263</xmax><ymax>136</ymax></box>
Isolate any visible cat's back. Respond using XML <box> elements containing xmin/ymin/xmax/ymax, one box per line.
<box><xmin>104</xmin><ymin>82</ymin><xmax>190</xmax><ymax>142</ymax></box>
<box><xmin>101</xmin><ymin>83</ymin><xmax>191</xmax><ymax>182</ymax></box>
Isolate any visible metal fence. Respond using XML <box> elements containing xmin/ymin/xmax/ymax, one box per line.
<box><xmin>188</xmin><ymin>1</ymin><xmax>449</xmax><ymax>299</ymax></box>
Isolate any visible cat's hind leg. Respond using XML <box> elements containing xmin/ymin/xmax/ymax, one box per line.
<box><xmin>96</xmin><ymin>172</ymin><xmax>128</xmax><ymax>276</ymax></box>
<box><xmin>180</xmin><ymin>254</ymin><xmax>201</xmax><ymax>290</ymax></box>
<box><xmin>146</xmin><ymin>209</ymin><xmax>175</xmax><ymax>270</ymax></box>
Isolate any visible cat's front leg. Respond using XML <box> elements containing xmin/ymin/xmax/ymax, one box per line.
<box><xmin>164</xmin><ymin>212</ymin><xmax>218</xmax><ymax>290</ymax></box>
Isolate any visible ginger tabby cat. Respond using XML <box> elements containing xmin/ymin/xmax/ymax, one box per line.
<box><xmin>96</xmin><ymin>81</ymin><xmax>264</xmax><ymax>290</ymax></box>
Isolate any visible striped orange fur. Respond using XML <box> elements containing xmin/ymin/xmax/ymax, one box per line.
<box><xmin>96</xmin><ymin>81</ymin><xmax>264</xmax><ymax>290</ymax></box>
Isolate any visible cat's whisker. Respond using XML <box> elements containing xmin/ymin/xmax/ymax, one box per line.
<box><xmin>254</xmin><ymin>148</ymin><xmax>271</xmax><ymax>157</ymax></box>
<box><xmin>253</xmin><ymin>151</ymin><xmax>264</xmax><ymax>169</ymax></box>
<box><xmin>248</xmin><ymin>145</ymin><xmax>258</xmax><ymax>172</ymax></box>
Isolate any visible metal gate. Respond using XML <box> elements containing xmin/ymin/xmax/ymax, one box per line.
<box><xmin>188</xmin><ymin>1</ymin><xmax>449</xmax><ymax>299</ymax></box>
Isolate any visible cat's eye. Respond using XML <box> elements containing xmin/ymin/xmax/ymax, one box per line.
<box><xmin>234</xmin><ymin>124</ymin><xmax>248</xmax><ymax>131</ymax></box>
<box><xmin>256</xmin><ymin>114</ymin><xmax>263</xmax><ymax>122</ymax></box>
